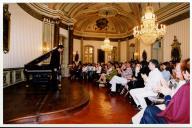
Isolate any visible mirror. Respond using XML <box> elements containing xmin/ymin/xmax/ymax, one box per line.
<box><xmin>3</xmin><ymin>4</ymin><xmax>11</xmax><ymax>54</ymax></box>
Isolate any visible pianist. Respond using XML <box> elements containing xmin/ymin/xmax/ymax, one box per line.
<box><xmin>50</xmin><ymin>45</ymin><xmax>64</xmax><ymax>91</ymax></box>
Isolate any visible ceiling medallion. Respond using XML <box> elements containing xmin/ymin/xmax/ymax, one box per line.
<box><xmin>96</xmin><ymin>18</ymin><xmax>108</xmax><ymax>30</ymax></box>
<box><xmin>98</xmin><ymin>7</ymin><xmax>118</xmax><ymax>18</ymax></box>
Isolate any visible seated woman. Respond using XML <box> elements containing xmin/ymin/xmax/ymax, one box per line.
<box><xmin>109</xmin><ymin>62</ymin><xmax>133</xmax><ymax>94</ymax></box>
<box><xmin>120</xmin><ymin>63</ymin><xmax>144</xmax><ymax>97</ymax></box>
<box><xmin>95</xmin><ymin>63</ymin><xmax>102</xmax><ymax>80</ymax></box>
<box><xmin>140</xmin><ymin>59</ymin><xmax>190</xmax><ymax>124</ymax></box>
<box><xmin>97</xmin><ymin>62</ymin><xmax>117</xmax><ymax>85</ymax></box>
<box><xmin>129</xmin><ymin>63</ymin><xmax>145</xmax><ymax>90</ymax></box>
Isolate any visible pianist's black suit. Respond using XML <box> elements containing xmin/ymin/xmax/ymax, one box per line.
<box><xmin>50</xmin><ymin>49</ymin><xmax>61</xmax><ymax>69</ymax></box>
<box><xmin>50</xmin><ymin>49</ymin><xmax>61</xmax><ymax>91</ymax></box>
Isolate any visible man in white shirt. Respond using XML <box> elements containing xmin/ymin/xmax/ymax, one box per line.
<box><xmin>129</xmin><ymin>59</ymin><xmax>163</xmax><ymax>109</ymax></box>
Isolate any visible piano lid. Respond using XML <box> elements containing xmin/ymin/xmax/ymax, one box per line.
<box><xmin>24</xmin><ymin>49</ymin><xmax>55</xmax><ymax>69</ymax></box>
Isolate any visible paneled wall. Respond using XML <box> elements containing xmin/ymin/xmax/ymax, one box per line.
<box><xmin>73</xmin><ymin>39</ymin><xmax>119</xmax><ymax>63</ymax></box>
<box><xmin>120</xmin><ymin>41</ymin><xmax>127</xmax><ymax>62</ymax></box>
<box><xmin>163</xmin><ymin>18</ymin><xmax>190</xmax><ymax>61</ymax></box>
<box><xmin>84</xmin><ymin>40</ymin><xmax>119</xmax><ymax>63</ymax></box>
<box><xmin>60</xmin><ymin>28</ymin><xmax>69</xmax><ymax>77</ymax></box>
<box><xmin>73</xmin><ymin>39</ymin><xmax>81</xmax><ymax>60</ymax></box>
<box><xmin>3</xmin><ymin>4</ymin><xmax>43</xmax><ymax>68</ymax></box>
<box><xmin>3</xmin><ymin>68</ymin><xmax>25</xmax><ymax>88</ymax></box>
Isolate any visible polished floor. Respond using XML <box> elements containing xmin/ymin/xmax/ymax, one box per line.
<box><xmin>4</xmin><ymin>78</ymin><xmax>89</xmax><ymax>123</ymax></box>
<box><xmin>4</xmin><ymin>78</ymin><xmax>138</xmax><ymax>124</ymax></box>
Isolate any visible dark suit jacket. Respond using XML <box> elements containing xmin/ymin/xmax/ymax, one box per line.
<box><xmin>50</xmin><ymin>49</ymin><xmax>60</xmax><ymax>69</ymax></box>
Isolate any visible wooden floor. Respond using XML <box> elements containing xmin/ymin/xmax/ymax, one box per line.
<box><xmin>4</xmin><ymin>78</ymin><xmax>138</xmax><ymax>124</ymax></box>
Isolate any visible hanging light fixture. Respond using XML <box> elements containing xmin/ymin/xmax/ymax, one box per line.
<box><xmin>101</xmin><ymin>36</ymin><xmax>113</xmax><ymax>52</ymax></box>
<box><xmin>100</xmin><ymin>10</ymin><xmax>113</xmax><ymax>52</ymax></box>
<box><xmin>133</xmin><ymin>3</ymin><xmax>166</xmax><ymax>45</ymax></box>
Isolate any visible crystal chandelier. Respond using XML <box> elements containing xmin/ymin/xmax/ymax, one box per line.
<box><xmin>133</xmin><ymin>4</ymin><xmax>166</xmax><ymax>45</ymax></box>
<box><xmin>100</xmin><ymin>10</ymin><xmax>113</xmax><ymax>52</ymax></box>
<box><xmin>101</xmin><ymin>37</ymin><xmax>113</xmax><ymax>52</ymax></box>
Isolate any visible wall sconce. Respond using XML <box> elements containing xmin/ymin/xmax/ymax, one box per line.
<box><xmin>42</xmin><ymin>41</ymin><xmax>52</xmax><ymax>53</ymax></box>
<box><xmin>134</xmin><ymin>52</ymin><xmax>139</xmax><ymax>60</ymax></box>
<box><xmin>134</xmin><ymin>52</ymin><xmax>139</xmax><ymax>56</ymax></box>
<box><xmin>43</xmin><ymin>45</ymin><xmax>50</xmax><ymax>53</ymax></box>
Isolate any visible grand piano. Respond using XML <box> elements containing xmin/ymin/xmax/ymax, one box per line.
<box><xmin>24</xmin><ymin>49</ymin><xmax>57</xmax><ymax>87</ymax></box>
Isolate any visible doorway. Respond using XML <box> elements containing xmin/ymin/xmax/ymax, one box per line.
<box><xmin>97</xmin><ymin>49</ymin><xmax>105</xmax><ymax>63</ymax></box>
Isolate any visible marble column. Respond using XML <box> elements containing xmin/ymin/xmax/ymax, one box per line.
<box><xmin>68</xmin><ymin>25</ymin><xmax>73</xmax><ymax>64</ymax></box>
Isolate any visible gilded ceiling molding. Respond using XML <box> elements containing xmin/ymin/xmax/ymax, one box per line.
<box><xmin>162</xmin><ymin>11</ymin><xmax>189</xmax><ymax>25</ymax></box>
<box><xmin>74</xmin><ymin>30</ymin><xmax>132</xmax><ymax>39</ymax></box>
<box><xmin>129</xmin><ymin>3</ymin><xmax>142</xmax><ymax>24</ymax></box>
<box><xmin>69</xmin><ymin>4</ymin><xmax>94</xmax><ymax>18</ymax></box>
<box><xmin>26</xmin><ymin>3</ymin><xmax>74</xmax><ymax>25</ymax></box>
<box><xmin>156</xmin><ymin>3</ymin><xmax>189</xmax><ymax>24</ymax></box>
<box><xmin>18</xmin><ymin>3</ymin><xmax>189</xmax><ymax>40</ymax></box>
<box><xmin>74</xmin><ymin>35</ymin><xmax>134</xmax><ymax>42</ymax></box>
<box><xmin>18</xmin><ymin>3</ymin><xmax>69</xmax><ymax>30</ymax></box>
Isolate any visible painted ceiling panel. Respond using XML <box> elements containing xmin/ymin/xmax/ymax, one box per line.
<box><xmin>40</xmin><ymin>3</ymin><xmax>186</xmax><ymax>38</ymax></box>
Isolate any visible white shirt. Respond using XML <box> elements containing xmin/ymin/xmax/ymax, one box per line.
<box><xmin>96</xmin><ymin>66</ymin><xmax>102</xmax><ymax>74</ymax></box>
<box><xmin>87</xmin><ymin>66</ymin><xmax>92</xmax><ymax>71</ymax></box>
<box><xmin>92</xmin><ymin>66</ymin><xmax>96</xmax><ymax>71</ymax></box>
<box><xmin>145</xmin><ymin>68</ymin><xmax>163</xmax><ymax>90</ymax></box>
<box><xmin>82</xmin><ymin>66</ymin><xmax>87</xmax><ymax>72</ymax></box>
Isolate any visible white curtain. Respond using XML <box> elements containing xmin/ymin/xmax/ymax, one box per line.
<box><xmin>42</xmin><ymin>18</ymin><xmax>55</xmax><ymax>53</ymax></box>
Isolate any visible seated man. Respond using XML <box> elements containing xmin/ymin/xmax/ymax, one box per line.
<box><xmin>140</xmin><ymin>59</ymin><xmax>190</xmax><ymax>124</ymax></box>
<box><xmin>129</xmin><ymin>59</ymin><xmax>163</xmax><ymax>110</ymax></box>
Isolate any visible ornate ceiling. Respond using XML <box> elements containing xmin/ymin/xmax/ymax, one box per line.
<box><xmin>22</xmin><ymin>3</ymin><xmax>189</xmax><ymax>39</ymax></box>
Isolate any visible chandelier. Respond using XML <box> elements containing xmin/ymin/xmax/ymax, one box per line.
<box><xmin>133</xmin><ymin>4</ymin><xmax>166</xmax><ymax>45</ymax></box>
<box><xmin>101</xmin><ymin>37</ymin><xmax>113</xmax><ymax>52</ymax></box>
<box><xmin>99</xmin><ymin>10</ymin><xmax>113</xmax><ymax>52</ymax></box>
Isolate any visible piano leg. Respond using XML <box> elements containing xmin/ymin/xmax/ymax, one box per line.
<box><xmin>25</xmin><ymin>73</ymin><xmax>30</xmax><ymax>88</ymax></box>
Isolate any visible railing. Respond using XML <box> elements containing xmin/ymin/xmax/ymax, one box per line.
<box><xmin>3</xmin><ymin>67</ymin><xmax>25</xmax><ymax>88</ymax></box>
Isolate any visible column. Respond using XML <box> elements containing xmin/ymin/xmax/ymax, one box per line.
<box><xmin>126</xmin><ymin>38</ymin><xmax>129</xmax><ymax>61</ymax></box>
<box><xmin>161</xmin><ymin>37</ymin><xmax>164</xmax><ymax>62</ymax></box>
<box><xmin>62</xmin><ymin>34</ymin><xmax>70</xmax><ymax>77</ymax></box>
<box><xmin>118</xmin><ymin>40</ymin><xmax>121</xmax><ymax>62</ymax></box>
<box><xmin>80</xmin><ymin>37</ymin><xmax>83</xmax><ymax>62</ymax></box>
<box><xmin>54</xmin><ymin>19</ymin><xmax>60</xmax><ymax>47</ymax></box>
<box><xmin>137</xmin><ymin>38</ymin><xmax>140</xmax><ymax>61</ymax></box>
<box><xmin>68</xmin><ymin>25</ymin><xmax>73</xmax><ymax>64</ymax></box>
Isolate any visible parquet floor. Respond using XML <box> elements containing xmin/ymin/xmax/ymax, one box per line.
<box><xmin>41</xmin><ymin>80</ymin><xmax>138</xmax><ymax>124</ymax></box>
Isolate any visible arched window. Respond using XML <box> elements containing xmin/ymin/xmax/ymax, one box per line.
<box><xmin>84</xmin><ymin>45</ymin><xmax>94</xmax><ymax>63</ymax></box>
